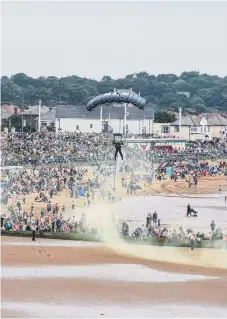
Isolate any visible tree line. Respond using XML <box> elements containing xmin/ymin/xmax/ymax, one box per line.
<box><xmin>1</xmin><ymin>71</ymin><xmax>227</xmax><ymax>113</ymax></box>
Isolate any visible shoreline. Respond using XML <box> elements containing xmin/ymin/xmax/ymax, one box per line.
<box><xmin>2</xmin><ymin>237</ymin><xmax>227</xmax><ymax>273</ymax></box>
<box><xmin>1</xmin><ymin>230</ymin><xmax>226</xmax><ymax>251</ymax></box>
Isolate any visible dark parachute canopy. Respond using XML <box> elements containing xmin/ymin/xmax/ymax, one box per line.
<box><xmin>87</xmin><ymin>91</ymin><xmax>146</xmax><ymax>111</ymax></box>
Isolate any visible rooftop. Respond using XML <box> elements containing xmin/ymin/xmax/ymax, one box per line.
<box><xmin>172</xmin><ymin>114</ymin><xmax>201</xmax><ymax>126</ymax></box>
<box><xmin>172</xmin><ymin>114</ymin><xmax>227</xmax><ymax>126</ymax></box>
<box><xmin>22</xmin><ymin>105</ymin><xmax>49</xmax><ymax>116</ymax></box>
<box><xmin>56</xmin><ymin>104</ymin><xmax>154</xmax><ymax>120</ymax></box>
<box><xmin>1</xmin><ymin>105</ymin><xmax>22</xmax><ymax>119</ymax></box>
<box><xmin>34</xmin><ymin>108</ymin><xmax>56</xmax><ymax>121</ymax></box>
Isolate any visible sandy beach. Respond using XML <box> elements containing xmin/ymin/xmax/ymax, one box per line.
<box><xmin>1</xmin><ymin>236</ymin><xmax>227</xmax><ymax>318</ymax></box>
<box><xmin>2</xmin><ymin>168</ymin><xmax>227</xmax><ymax>219</ymax></box>
<box><xmin>1</xmin><ymin>169</ymin><xmax>227</xmax><ymax>318</ymax></box>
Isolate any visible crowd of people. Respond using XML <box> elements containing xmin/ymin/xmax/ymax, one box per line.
<box><xmin>131</xmin><ymin>223</ymin><xmax>222</xmax><ymax>241</ymax></box>
<box><xmin>2</xmin><ymin>201</ymin><xmax>223</xmax><ymax>244</ymax></box>
<box><xmin>1</xmin><ymin>131</ymin><xmax>227</xmax><ymax>244</ymax></box>
<box><xmin>0</xmin><ymin>165</ymin><xmax>92</xmax><ymax>204</ymax></box>
<box><xmin>1</xmin><ymin>132</ymin><xmax>114</xmax><ymax>166</ymax></box>
<box><xmin>155</xmin><ymin>159</ymin><xmax>227</xmax><ymax>184</ymax></box>
<box><xmin>149</xmin><ymin>139</ymin><xmax>227</xmax><ymax>162</ymax></box>
<box><xmin>1</xmin><ymin>132</ymin><xmax>227</xmax><ymax>167</ymax></box>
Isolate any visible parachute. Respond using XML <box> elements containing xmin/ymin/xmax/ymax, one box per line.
<box><xmin>86</xmin><ymin>92</ymin><xmax>146</xmax><ymax>192</ymax></box>
<box><xmin>87</xmin><ymin>91</ymin><xmax>146</xmax><ymax>111</ymax></box>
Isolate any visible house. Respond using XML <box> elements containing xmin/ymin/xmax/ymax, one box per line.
<box><xmin>1</xmin><ymin>107</ymin><xmax>12</xmax><ymax>121</ymax></box>
<box><xmin>34</xmin><ymin>107</ymin><xmax>56</xmax><ymax>130</ymax></box>
<box><xmin>170</xmin><ymin>114</ymin><xmax>227</xmax><ymax>141</ymax></box>
<box><xmin>1</xmin><ymin>104</ymin><xmax>22</xmax><ymax>115</ymax></box>
<box><xmin>21</xmin><ymin>105</ymin><xmax>49</xmax><ymax>130</ymax></box>
<box><xmin>1</xmin><ymin>105</ymin><xmax>22</xmax><ymax>131</ymax></box>
<box><xmin>55</xmin><ymin>104</ymin><xmax>155</xmax><ymax>134</ymax></box>
<box><xmin>151</xmin><ymin>122</ymin><xmax>180</xmax><ymax>137</ymax></box>
<box><xmin>205</xmin><ymin>114</ymin><xmax>227</xmax><ymax>139</ymax></box>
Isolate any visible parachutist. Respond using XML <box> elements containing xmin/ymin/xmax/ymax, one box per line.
<box><xmin>113</xmin><ymin>135</ymin><xmax>123</xmax><ymax>161</ymax></box>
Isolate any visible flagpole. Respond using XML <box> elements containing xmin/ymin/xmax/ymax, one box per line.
<box><xmin>100</xmin><ymin>105</ymin><xmax>103</xmax><ymax>133</ymax></box>
<box><xmin>38</xmin><ymin>99</ymin><xmax>41</xmax><ymax>133</ymax></box>
<box><xmin>124</xmin><ymin>103</ymin><xmax>127</xmax><ymax>135</ymax></box>
<box><xmin>179</xmin><ymin>107</ymin><xmax>182</xmax><ymax>135</ymax></box>
<box><xmin>108</xmin><ymin>107</ymin><xmax>111</xmax><ymax>130</ymax></box>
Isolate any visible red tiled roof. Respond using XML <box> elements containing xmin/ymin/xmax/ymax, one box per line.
<box><xmin>1</xmin><ymin>104</ymin><xmax>22</xmax><ymax>114</ymax></box>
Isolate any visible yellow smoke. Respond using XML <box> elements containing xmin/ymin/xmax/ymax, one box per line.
<box><xmin>85</xmin><ymin>202</ymin><xmax>227</xmax><ymax>270</ymax></box>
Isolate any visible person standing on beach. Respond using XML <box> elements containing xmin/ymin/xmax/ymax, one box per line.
<box><xmin>31</xmin><ymin>224</ymin><xmax>36</xmax><ymax>241</ymax></box>
<box><xmin>153</xmin><ymin>211</ymin><xmax>158</xmax><ymax>227</ymax></box>
<box><xmin>186</xmin><ymin>204</ymin><xmax>191</xmax><ymax>217</ymax></box>
<box><xmin>190</xmin><ymin>232</ymin><xmax>196</xmax><ymax>250</ymax></box>
<box><xmin>146</xmin><ymin>213</ymin><xmax>151</xmax><ymax>227</ymax></box>
<box><xmin>210</xmin><ymin>220</ymin><xmax>216</xmax><ymax>236</ymax></box>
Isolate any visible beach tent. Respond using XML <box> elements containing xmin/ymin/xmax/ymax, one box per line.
<box><xmin>78</xmin><ymin>188</ymin><xmax>85</xmax><ymax>196</ymax></box>
<box><xmin>166</xmin><ymin>167</ymin><xmax>172</xmax><ymax>175</ymax></box>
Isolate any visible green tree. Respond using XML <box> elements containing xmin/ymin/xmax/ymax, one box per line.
<box><xmin>11</xmin><ymin>73</ymin><xmax>31</xmax><ymax>86</ymax></box>
<box><xmin>157</xmin><ymin>74</ymin><xmax>178</xmax><ymax>83</ymax></box>
<box><xmin>1</xmin><ymin>77</ymin><xmax>21</xmax><ymax>103</ymax></box>
<box><xmin>191</xmin><ymin>96</ymin><xmax>206</xmax><ymax>113</ymax></box>
<box><xmin>1</xmin><ymin>71</ymin><xmax>226</xmax><ymax>112</ymax></box>
<box><xmin>154</xmin><ymin>110</ymin><xmax>176</xmax><ymax>123</ymax></box>
<box><xmin>180</xmin><ymin>71</ymin><xmax>200</xmax><ymax>81</ymax></box>
<box><xmin>153</xmin><ymin>82</ymin><xmax>173</xmax><ymax>98</ymax></box>
<box><xmin>173</xmin><ymin>79</ymin><xmax>193</xmax><ymax>93</ymax></box>
<box><xmin>159</xmin><ymin>92</ymin><xmax>176</xmax><ymax>108</ymax></box>
<box><xmin>136</xmin><ymin>71</ymin><xmax>149</xmax><ymax>78</ymax></box>
<box><xmin>172</xmin><ymin>94</ymin><xmax>191</xmax><ymax>111</ymax></box>
<box><xmin>132</xmin><ymin>78</ymin><xmax>148</xmax><ymax>96</ymax></box>
<box><xmin>144</xmin><ymin>95</ymin><xmax>159</xmax><ymax>106</ymax></box>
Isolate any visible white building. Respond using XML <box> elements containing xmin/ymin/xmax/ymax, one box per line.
<box><xmin>170</xmin><ymin>114</ymin><xmax>227</xmax><ymax>141</ymax></box>
<box><xmin>55</xmin><ymin>104</ymin><xmax>154</xmax><ymax>134</ymax></box>
<box><xmin>35</xmin><ymin>108</ymin><xmax>56</xmax><ymax>130</ymax></box>
<box><xmin>147</xmin><ymin>114</ymin><xmax>227</xmax><ymax>141</ymax></box>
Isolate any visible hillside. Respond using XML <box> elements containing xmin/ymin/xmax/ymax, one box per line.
<box><xmin>1</xmin><ymin>71</ymin><xmax>227</xmax><ymax>112</ymax></box>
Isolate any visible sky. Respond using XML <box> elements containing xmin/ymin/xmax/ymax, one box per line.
<box><xmin>1</xmin><ymin>1</ymin><xmax>227</xmax><ymax>80</ymax></box>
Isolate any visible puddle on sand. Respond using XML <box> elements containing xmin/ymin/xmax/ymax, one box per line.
<box><xmin>1</xmin><ymin>264</ymin><xmax>216</xmax><ymax>282</ymax></box>
<box><xmin>2</xmin><ymin>301</ymin><xmax>227</xmax><ymax>318</ymax></box>
<box><xmin>112</xmin><ymin>195</ymin><xmax>227</xmax><ymax>233</ymax></box>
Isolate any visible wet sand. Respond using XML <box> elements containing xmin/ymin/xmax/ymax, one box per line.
<box><xmin>2</xmin><ymin>277</ymin><xmax>227</xmax><ymax>306</ymax></box>
<box><xmin>111</xmin><ymin>194</ymin><xmax>227</xmax><ymax>233</ymax></box>
<box><xmin>2</xmin><ymin>301</ymin><xmax>227</xmax><ymax>318</ymax></box>
<box><xmin>0</xmin><ymin>308</ymin><xmax>29</xmax><ymax>319</ymax></box>
<box><xmin>1</xmin><ymin>237</ymin><xmax>227</xmax><ymax>318</ymax></box>
<box><xmin>2</xmin><ymin>237</ymin><xmax>227</xmax><ymax>274</ymax></box>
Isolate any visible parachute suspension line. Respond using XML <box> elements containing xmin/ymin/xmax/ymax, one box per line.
<box><xmin>123</xmin><ymin>134</ymin><xmax>128</xmax><ymax>162</ymax></box>
<box><xmin>114</xmin><ymin>155</ymin><xmax>120</xmax><ymax>190</ymax></box>
<box><xmin>114</xmin><ymin>165</ymin><xmax>117</xmax><ymax>190</ymax></box>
